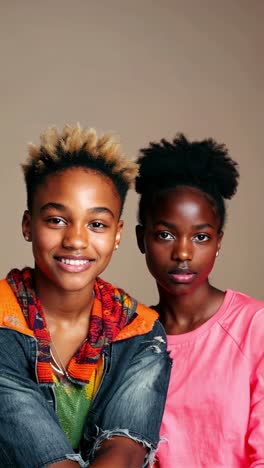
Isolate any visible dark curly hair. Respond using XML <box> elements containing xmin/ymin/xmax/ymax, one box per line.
<box><xmin>136</xmin><ymin>133</ymin><xmax>239</xmax><ymax>230</ymax></box>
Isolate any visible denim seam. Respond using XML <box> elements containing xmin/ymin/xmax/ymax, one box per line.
<box><xmin>35</xmin><ymin>452</ymin><xmax>85</xmax><ymax>468</ymax></box>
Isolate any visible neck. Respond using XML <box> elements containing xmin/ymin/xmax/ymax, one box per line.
<box><xmin>156</xmin><ymin>281</ymin><xmax>224</xmax><ymax>334</ymax></box>
<box><xmin>34</xmin><ymin>269</ymin><xmax>95</xmax><ymax>324</ymax></box>
<box><xmin>33</xmin><ymin>268</ymin><xmax>95</xmax><ymax>368</ymax></box>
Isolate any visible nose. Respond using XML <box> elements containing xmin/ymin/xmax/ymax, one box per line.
<box><xmin>171</xmin><ymin>237</ymin><xmax>193</xmax><ymax>262</ymax></box>
<box><xmin>62</xmin><ymin>224</ymin><xmax>88</xmax><ymax>251</ymax></box>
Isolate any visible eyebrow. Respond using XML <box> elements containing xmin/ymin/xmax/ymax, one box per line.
<box><xmin>40</xmin><ymin>203</ymin><xmax>65</xmax><ymax>213</ymax></box>
<box><xmin>154</xmin><ymin>220</ymin><xmax>215</xmax><ymax>230</ymax></box>
<box><xmin>40</xmin><ymin>202</ymin><xmax>115</xmax><ymax>218</ymax></box>
<box><xmin>193</xmin><ymin>223</ymin><xmax>215</xmax><ymax>230</ymax></box>
<box><xmin>154</xmin><ymin>220</ymin><xmax>177</xmax><ymax>229</ymax></box>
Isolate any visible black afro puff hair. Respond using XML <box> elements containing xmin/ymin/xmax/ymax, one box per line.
<box><xmin>136</xmin><ymin>133</ymin><xmax>239</xmax><ymax>229</ymax></box>
<box><xmin>136</xmin><ymin>133</ymin><xmax>239</xmax><ymax>199</ymax></box>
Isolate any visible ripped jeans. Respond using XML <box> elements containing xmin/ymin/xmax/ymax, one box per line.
<box><xmin>0</xmin><ymin>321</ymin><xmax>171</xmax><ymax>467</ymax></box>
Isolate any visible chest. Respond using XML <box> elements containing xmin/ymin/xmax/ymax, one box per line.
<box><xmin>167</xmin><ymin>333</ymin><xmax>250</xmax><ymax>425</ymax></box>
<box><xmin>50</xmin><ymin>325</ymin><xmax>89</xmax><ymax>369</ymax></box>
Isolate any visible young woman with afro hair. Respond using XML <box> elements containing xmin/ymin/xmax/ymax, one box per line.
<box><xmin>136</xmin><ymin>133</ymin><xmax>264</xmax><ymax>467</ymax></box>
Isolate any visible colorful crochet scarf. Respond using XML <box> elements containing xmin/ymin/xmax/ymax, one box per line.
<box><xmin>7</xmin><ymin>267</ymin><xmax>136</xmax><ymax>384</ymax></box>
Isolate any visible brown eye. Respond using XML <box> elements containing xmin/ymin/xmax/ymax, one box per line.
<box><xmin>157</xmin><ymin>231</ymin><xmax>175</xmax><ymax>241</ymax></box>
<box><xmin>194</xmin><ymin>234</ymin><xmax>210</xmax><ymax>242</ymax></box>
<box><xmin>47</xmin><ymin>217</ymin><xmax>66</xmax><ymax>226</ymax></box>
<box><xmin>89</xmin><ymin>221</ymin><xmax>107</xmax><ymax>230</ymax></box>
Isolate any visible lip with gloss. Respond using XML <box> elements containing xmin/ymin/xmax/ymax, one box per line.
<box><xmin>168</xmin><ymin>268</ymin><xmax>196</xmax><ymax>284</ymax></box>
<box><xmin>54</xmin><ymin>256</ymin><xmax>94</xmax><ymax>273</ymax></box>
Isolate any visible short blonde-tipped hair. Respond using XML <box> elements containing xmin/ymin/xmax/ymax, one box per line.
<box><xmin>22</xmin><ymin>123</ymin><xmax>138</xmax><ymax>212</ymax></box>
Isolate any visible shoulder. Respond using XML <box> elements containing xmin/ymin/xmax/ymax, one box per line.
<box><xmin>229</xmin><ymin>289</ymin><xmax>264</xmax><ymax>309</ymax></box>
<box><xmin>0</xmin><ymin>279</ymin><xmax>33</xmax><ymax>337</ymax></box>
<box><xmin>96</xmin><ymin>276</ymin><xmax>158</xmax><ymax>320</ymax></box>
<box><xmin>222</xmin><ymin>289</ymin><xmax>264</xmax><ymax>321</ymax></box>
<box><xmin>114</xmin><ymin>301</ymin><xmax>160</xmax><ymax>342</ymax></box>
<box><xmin>219</xmin><ymin>289</ymin><xmax>264</xmax><ymax>357</ymax></box>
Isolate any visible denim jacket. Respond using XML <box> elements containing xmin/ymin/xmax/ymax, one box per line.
<box><xmin>0</xmin><ymin>280</ymin><xmax>171</xmax><ymax>468</ymax></box>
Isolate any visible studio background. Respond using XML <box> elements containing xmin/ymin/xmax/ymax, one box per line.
<box><xmin>1</xmin><ymin>0</ymin><xmax>263</xmax><ymax>303</ymax></box>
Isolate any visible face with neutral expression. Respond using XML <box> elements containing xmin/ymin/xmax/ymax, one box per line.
<box><xmin>22</xmin><ymin>167</ymin><xmax>123</xmax><ymax>293</ymax></box>
<box><xmin>136</xmin><ymin>186</ymin><xmax>223</xmax><ymax>297</ymax></box>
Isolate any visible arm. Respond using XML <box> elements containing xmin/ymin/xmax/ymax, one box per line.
<box><xmin>246</xmin><ymin>310</ymin><xmax>264</xmax><ymax>466</ymax></box>
<box><xmin>48</xmin><ymin>438</ymin><xmax>145</xmax><ymax>468</ymax></box>
<box><xmin>0</xmin><ymin>330</ymin><xmax>82</xmax><ymax>468</ymax></box>
<box><xmin>48</xmin><ymin>463</ymin><xmax>79</xmax><ymax>468</ymax></box>
<box><xmin>89</xmin><ymin>437</ymin><xmax>146</xmax><ymax>468</ymax></box>
<box><xmin>82</xmin><ymin>321</ymin><xmax>172</xmax><ymax>467</ymax></box>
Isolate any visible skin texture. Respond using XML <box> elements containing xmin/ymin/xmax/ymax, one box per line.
<box><xmin>136</xmin><ymin>186</ymin><xmax>225</xmax><ymax>335</ymax></box>
<box><xmin>23</xmin><ymin>168</ymin><xmax>123</xmax><ymax>296</ymax></box>
<box><xmin>22</xmin><ymin>168</ymin><xmax>123</xmax><ymax>365</ymax></box>
<box><xmin>22</xmin><ymin>167</ymin><xmax>146</xmax><ymax>467</ymax></box>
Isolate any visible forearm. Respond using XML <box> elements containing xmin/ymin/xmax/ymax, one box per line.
<box><xmin>47</xmin><ymin>438</ymin><xmax>146</xmax><ymax>468</ymax></box>
<box><xmin>47</xmin><ymin>462</ymin><xmax>79</xmax><ymax>468</ymax></box>
<box><xmin>89</xmin><ymin>437</ymin><xmax>146</xmax><ymax>468</ymax></box>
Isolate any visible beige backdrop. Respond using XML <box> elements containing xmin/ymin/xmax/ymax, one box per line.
<box><xmin>0</xmin><ymin>0</ymin><xmax>263</xmax><ymax>303</ymax></box>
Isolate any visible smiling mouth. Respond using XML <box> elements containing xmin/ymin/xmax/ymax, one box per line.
<box><xmin>55</xmin><ymin>257</ymin><xmax>93</xmax><ymax>266</ymax></box>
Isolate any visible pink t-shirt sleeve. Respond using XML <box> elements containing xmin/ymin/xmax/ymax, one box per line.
<box><xmin>246</xmin><ymin>309</ymin><xmax>264</xmax><ymax>466</ymax></box>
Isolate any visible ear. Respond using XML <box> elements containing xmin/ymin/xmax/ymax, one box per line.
<box><xmin>216</xmin><ymin>230</ymin><xmax>224</xmax><ymax>254</ymax></box>
<box><xmin>114</xmin><ymin>220</ymin><xmax>124</xmax><ymax>249</ymax></box>
<box><xmin>136</xmin><ymin>224</ymin><xmax>145</xmax><ymax>254</ymax></box>
<box><xmin>22</xmin><ymin>210</ymin><xmax>32</xmax><ymax>242</ymax></box>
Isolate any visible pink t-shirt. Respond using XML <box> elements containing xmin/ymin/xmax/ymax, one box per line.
<box><xmin>154</xmin><ymin>290</ymin><xmax>264</xmax><ymax>468</ymax></box>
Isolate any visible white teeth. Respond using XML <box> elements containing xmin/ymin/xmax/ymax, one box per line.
<box><xmin>59</xmin><ymin>258</ymin><xmax>89</xmax><ymax>266</ymax></box>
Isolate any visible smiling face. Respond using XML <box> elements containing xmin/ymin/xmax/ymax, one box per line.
<box><xmin>136</xmin><ymin>186</ymin><xmax>223</xmax><ymax>298</ymax></box>
<box><xmin>22</xmin><ymin>167</ymin><xmax>123</xmax><ymax>294</ymax></box>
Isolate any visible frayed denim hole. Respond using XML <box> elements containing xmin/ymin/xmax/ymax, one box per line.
<box><xmin>89</xmin><ymin>427</ymin><xmax>157</xmax><ymax>468</ymax></box>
